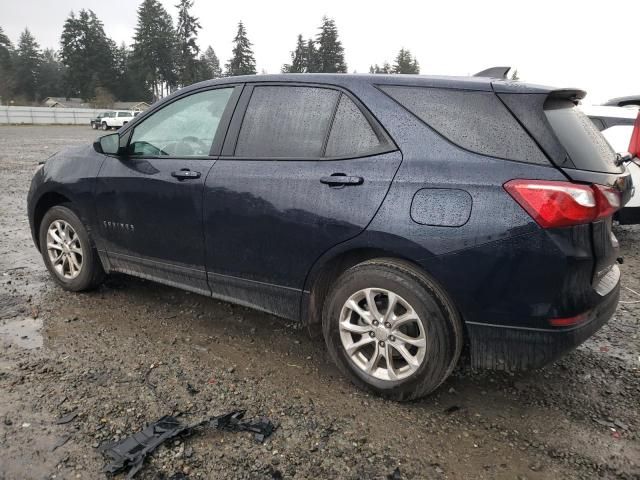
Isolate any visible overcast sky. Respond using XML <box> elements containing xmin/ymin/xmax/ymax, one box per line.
<box><xmin>1</xmin><ymin>0</ymin><xmax>637</xmax><ymax>104</ymax></box>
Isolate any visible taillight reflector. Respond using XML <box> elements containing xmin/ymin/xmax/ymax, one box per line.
<box><xmin>504</xmin><ymin>179</ymin><xmax>620</xmax><ymax>228</ymax></box>
<box><xmin>629</xmin><ymin>112</ymin><xmax>640</xmax><ymax>158</ymax></box>
<box><xmin>549</xmin><ymin>311</ymin><xmax>590</xmax><ymax>327</ymax></box>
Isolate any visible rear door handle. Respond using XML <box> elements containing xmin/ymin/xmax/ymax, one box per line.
<box><xmin>171</xmin><ymin>169</ymin><xmax>201</xmax><ymax>180</ymax></box>
<box><xmin>320</xmin><ymin>174</ymin><xmax>364</xmax><ymax>186</ymax></box>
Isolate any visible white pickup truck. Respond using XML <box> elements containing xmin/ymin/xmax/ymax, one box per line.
<box><xmin>100</xmin><ymin>111</ymin><xmax>136</xmax><ymax>130</ymax></box>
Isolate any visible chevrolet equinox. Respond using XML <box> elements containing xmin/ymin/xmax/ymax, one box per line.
<box><xmin>28</xmin><ymin>73</ymin><xmax>633</xmax><ymax>400</ymax></box>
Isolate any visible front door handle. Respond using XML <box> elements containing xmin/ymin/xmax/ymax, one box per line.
<box><xmin>320</xmin><ymin>174</ymin><xmax>364</xmax><ymax>186</ymax></box>
<box><xmin>171</xmin><ymin>169</ymin><xmax>201</xmax><ymax>180</ymax></box>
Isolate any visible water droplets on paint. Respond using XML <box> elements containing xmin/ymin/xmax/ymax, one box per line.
<box><xmin>0</xmin><ymin>317</ymin><xmax>43</xmax><ymax>349</ymax></box>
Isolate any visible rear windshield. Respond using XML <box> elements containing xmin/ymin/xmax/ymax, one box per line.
<box><xmin>545</xmin><ymin>99</ymin><xmax>621</xmax><ymax>173</ymax></box>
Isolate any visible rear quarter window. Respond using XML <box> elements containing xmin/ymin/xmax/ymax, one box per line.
<box><xmin>379</xmin><ymin>85</ymin><xmax>549</xmax><ymax>165</ymax></box>
<box><xmin>545</xmin><ymin>100</ymin><xmax>621</xmax><ymax>173</ymax></box>
<box><xmin>325</xmin><ymin>94</ymin><xmax>383</xmax><ymax>157</ymax></box>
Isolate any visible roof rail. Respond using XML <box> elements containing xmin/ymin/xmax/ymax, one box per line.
<box><xmin>473</xmin><ymin>66</ymin><xmax>511</xmax><ymax>79</ymax></box>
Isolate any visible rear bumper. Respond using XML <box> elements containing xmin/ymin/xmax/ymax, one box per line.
<box><xmin>466</xmin><ymin>280</ymin><xmax>620</xmax><ymax>370</ymax></box>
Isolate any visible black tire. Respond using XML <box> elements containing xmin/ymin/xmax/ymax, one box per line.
<box><xmin>322</xmin><ymin>258</ymin><xmax>463</xmax><ymax>401</ymax></box>
<box><xmin>101</xmin><ymin>122</ymin><xmax>108</xmax><ymax>131</ymax></box>
<box><xmin>39</xmin><ymin>204</ymin><xmax>105</xmax><ymax>292</ymax></box>
<box><xmin>91</xmin><ymin>122</ymin><xmax>97</xmax><ymax>130</ymax></box>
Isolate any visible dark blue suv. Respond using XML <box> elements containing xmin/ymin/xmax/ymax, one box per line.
<box><xmin>27</xmin><ymin>73</ymin><xmax>633</xmax><ymax>400</ymax></box>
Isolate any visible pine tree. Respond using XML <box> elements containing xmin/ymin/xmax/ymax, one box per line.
<box><xmin>393</xmin><ymin>48</ymin><xmax>419</xmax><ymax>74</ymax></box>
<box><xmin>306</xmin><ymin>38</ymin><xmax>320</xmax><ymax>73</ymax></box>
<box><xmin>131</xmin><ymin>0</ymin><xmax>178</xmax><ymax>100</ymax></box>
<box><xmin>510</xmin><ymin>69</ymin><xmax>520</xmax><ymax>81</ymax></box>
<box><xmin>60</xmin><ymin>10</ymin><xmax>118</xmax><ymax>99</ymax></box>
<box><xmin>0</xmin><ymin>26</ymin><xmax>14</xmax><ymax>104</ymax></box>
<box><xmin>282</xmin><ymin>34</ymin><xmax>306</xmax><ymax>73</ymax></box>
<box><xmin>37</xmin><ymin>49</ymin><xmax>64</xmax><ymax>98</ymax></box>
<box><xmin>316</xmin><ymin>17</ymin><xmax>346</xmax><ymax>73</ymax></box>
<box><xmin>197</xmin><ymin>45</ymin><xmax>221</xmax><ymax>80</ymax></box>
<box><xmin>225</xmin><ymin>21</ymin><xmax>256</xmax><ymax>76</ymax></box>
<box><xmin>14</xmin><ymin>28</ymin><xmax>42</xmax><ymax>102</ymax></box>
<box><xmin>175</xmin><ymin>0</ymin><xmax>201</xmax><ymax>87</ymax></box>
<box><xmin>369</xmin><ymin>62</ymin><xmax>392</xmax><ymax>74</ymax></box>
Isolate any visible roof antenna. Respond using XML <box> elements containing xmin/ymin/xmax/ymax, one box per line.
<box><xmin>473</xmin><ymin>66</ymin><xmax>511</xmax><ymax>79</ymax></box>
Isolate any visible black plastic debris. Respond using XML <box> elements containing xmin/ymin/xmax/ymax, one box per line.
<box><xmin>207</xmin><ymin>410</ymin><xmax>275</xmax><ymax>443</ymax></box>
<box><xmin>101</xmin><ymin>411</ymin><xmax>276</xmax><ymax>478</ymax></box>
<box><xmin>102</xmin><ymin>416</ymin><xmax>190</xmax><ymax>479</ymax></box>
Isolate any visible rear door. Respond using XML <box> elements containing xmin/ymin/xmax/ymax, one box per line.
<box><xmin>203</xmin><ymin>83</ymin><xmax>401</xmax><ymax>319</ymax></box>
<box><xmin>95</xmin><ymin>86</ymin><xmax>239</xmax><ymax>294</ymax></box>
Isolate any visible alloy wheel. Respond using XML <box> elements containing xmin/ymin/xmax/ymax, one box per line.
<box><xmin>339</xmin><ymin>288</ymin><xmax>426</xmax><ymax>381</ymax></box>
<box><xmin>46</xmin><ymin>220</ymin><xmax>83</xmax><ymax>279</ymax></box>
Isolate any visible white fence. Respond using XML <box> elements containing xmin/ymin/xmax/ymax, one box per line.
<box><xmin>0</xmin><ymin>106</ymin><xmax>102</xmax><ymax>125</ymax></box>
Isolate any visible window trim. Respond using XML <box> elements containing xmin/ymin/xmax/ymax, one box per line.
<box><xmin>122</xmin><ymin>84</ymin><xmax>243</xmax><ymax>160</ymax></box>
<box><xmin>221</xmin><ymin>81</ymin><xmax>397</xmax><ymax>161</ymax></box>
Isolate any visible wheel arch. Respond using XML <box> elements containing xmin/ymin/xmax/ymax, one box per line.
<box><xmin>32</xmin><ymin>191</ymin><xmax>73</xmax><ymax>251</ymax></box>
<box><xmin>302</xmin><ymin>246</ymin><xmax>438</xmax><ymax>337</ymax></box>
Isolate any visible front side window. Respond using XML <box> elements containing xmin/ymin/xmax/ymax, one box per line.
<box><xmin>235</xmin><ymin>86</ymin><xmax>339</xmax><ymax>158</ymax></box>
<box><xmin>130</xmin><ymin>88</ymin><xmax>233</xmax><ymax>157</ymax></box>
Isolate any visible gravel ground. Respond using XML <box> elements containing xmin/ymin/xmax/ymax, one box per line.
<box><xmin>0</xmin><ymin>125</ymin><xmax>639</xmax><ymax>480</ymax></box>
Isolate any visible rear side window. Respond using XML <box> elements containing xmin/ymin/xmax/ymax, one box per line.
<box><xmin>235</xmin><ymin>86</ymin><xmax>339</xmax><ymax>157</ymax></box>
<box><xmin>326</xmin><ymin>94</ymin><xmax>382</xmax><ymax>157</ymax></box>
<box><xmin>545</xmin><ymin>100</ymin><xmax>621</xmax><ymax>173</ymax></box>
<box><xmin>379</xmin><ymin>85</ymin><xmax>548</xmax><ymax>164</ymax></box>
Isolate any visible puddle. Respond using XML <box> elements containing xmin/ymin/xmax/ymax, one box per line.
<box><xmin>0</xmin><ymin>317</ymin><xmax>43</xmax><ymax>349</ymax></box>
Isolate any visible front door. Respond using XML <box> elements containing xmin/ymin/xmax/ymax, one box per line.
<box><xmin>95</xmin><ymin>86</ymin><xmax>238</xmax><ymax>294</ymax></box>
<box><xmin>203</xmin><ymin>84</ymin><xmax>401</xmax><ymax>318</ymax></box>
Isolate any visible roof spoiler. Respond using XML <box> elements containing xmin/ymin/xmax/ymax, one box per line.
<box><xmin>473</xmin><ymin>66</ymin><xmax>511</xmax><ymax>79</ymax></box>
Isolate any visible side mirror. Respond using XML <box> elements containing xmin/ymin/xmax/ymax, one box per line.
<box><xmin>94</xmin><ymin>133</ymin><xmax>121</xmax><ymax>155</ymax></box>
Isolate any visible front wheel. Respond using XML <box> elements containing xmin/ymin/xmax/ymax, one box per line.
<box><xmin>39</xmin><ymin>205</ymin><xmax>105</xmax><ymax>292</ymax></box>
<box><xmin>101</xmin><ymin>122</ymin><xmax>109</xmax><ymax>131</ymax></box>
<box><xmin>322</xmin><ymin>258</ymin><xmax>463</xmax><ymax>401</ymax></box>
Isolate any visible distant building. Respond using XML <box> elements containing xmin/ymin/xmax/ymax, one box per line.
<box><xmin>42</xmin><ymin>97</ymin><xmax>90</xmax><ymax>108</ymax></box>
<box><xmin>42</xmin><ymin>97</ymin><xmax>150</xmax><ymax>111</ymax></box>
<box><xmin>112</xmin><ymin>101</ymin><xmax>151</xmax><ymax>112</ymax></box>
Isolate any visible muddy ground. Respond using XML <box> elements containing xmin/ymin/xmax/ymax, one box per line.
<box><xmin>0</xmin><ymin>125</ymin><xmax>638</xmax><ymax>480</ymax></box>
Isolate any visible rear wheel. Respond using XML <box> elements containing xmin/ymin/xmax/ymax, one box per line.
<box><xmin>323</xmin><ymin>258</ymin><xmax>463</xmax><ymax>401</ymax></box>
<box><xmin>39</xmin><ymin>205</ymin><xmax>105</xmax><ymax>292</ymax></box>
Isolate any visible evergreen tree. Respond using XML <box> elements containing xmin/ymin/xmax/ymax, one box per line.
<box><xmin>393</xmin><ymin>48</ymin><xmax>419</xmax><ymax>74</ymax></box>
<box><xmin>37</xmin><ymin>48</ymin><xmax>65</xmax><ymax>98</ymax></box>
<box><xmin>0</xmin><ymin>26</ymin><xmax>14</xmax><ymax>104</ymax></box>
<box><xmin>316</xmin><ymin>17</ymin><xmax>346</xmax><ymax>73</ymax></box>
<box><xmin>113</xmin><ymin>42</ymin><xmax>150</xmax><ymax>101</ymax></box>
<box><xmin>131</xmin><ymin>0</ymin><xmax>177</xmax><ymax>100</ymax></box>
<box><xmin>225</xmin><ymin>21</ymin><xmax>256</xmax><ymax>76</ymax></box>
<box><xmin>282</xmin><ymin>34</ymin><xmax>306</xmax><ymax>73</ymax></box>
<box><xmin>60</xmin><ymin>10</ymin><xmax>118</xmax><ymax>99</ymax></box>
<box><xmin>175</xmin><ymin>0</ymin><xmax>201</xmax><ymax>87</ymax></box>
<box><xmin>197</xmin><ymin>45</ymin><xmax>222</xmax><ymax>80</ymax></box>
<box><xmin>306</xmin><ymin>38</ymin><xmax>320</xmax><ymax>73</ymax></box>
<box><xmin>14</xmin><ymin>28</ymin><xmax>42</xmax><ymax>102</ymax></box>
<box><xmin>369</xmin><ymin>62</ymin><xmax>392</xmax><ymax>74</ymax></box>
<box><xmin>510</xmin><ymin>69</ymin><xmax>520</xmax><ymax>81</ymax></box>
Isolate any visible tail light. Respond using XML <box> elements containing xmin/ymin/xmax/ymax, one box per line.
<box><xmin>504</xmin><ymin>179</ymin><xmax>621</xmax><ymax>228</ymax></box>
<box><xmin>629</xmin><ymin>111</ymin><xmax>640</xmax><ymax>158</ymax></box>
